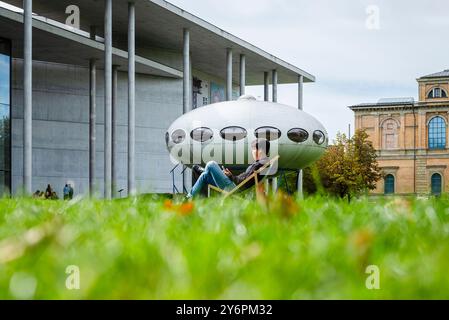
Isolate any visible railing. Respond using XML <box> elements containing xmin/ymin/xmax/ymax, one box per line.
<box><xmin>170</xmin><ymin>163</ymin><xmax>188</xmax><ymax>195</ymax></box>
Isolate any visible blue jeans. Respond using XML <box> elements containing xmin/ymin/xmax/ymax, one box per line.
<box><xmin>188</xmin><ymin>161</ymin><xmax>236</xmax><ymax>198</ymax></box>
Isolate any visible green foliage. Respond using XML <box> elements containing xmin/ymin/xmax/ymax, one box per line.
<box><xmin>0</xmin><ymin>195</ymin><xmax>449</xmax><ymax>299</ymax></box>
<box><xmin>304</xmin><ymin>130</ymin><xmax>381</xmax><ymax>200</ymax></box>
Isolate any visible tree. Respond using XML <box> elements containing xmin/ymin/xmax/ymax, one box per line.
<box><xmin>304</xmin><ymin>129</ymin><xmax>381</xmax><ymax>200</ymax></box>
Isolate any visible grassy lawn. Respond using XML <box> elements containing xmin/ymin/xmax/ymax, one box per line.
<box><xmin>0</xmin><ymin>194</ymin><xmax>448</xmax><ymax>299</ymax></box>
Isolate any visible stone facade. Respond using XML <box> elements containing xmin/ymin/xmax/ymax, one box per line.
<box><xmin>349</xmin><ymin>70</ymin><xmax>449</xmax><ymax>196</ymax></box>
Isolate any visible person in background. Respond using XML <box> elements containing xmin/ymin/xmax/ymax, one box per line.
<box><xmin>45</xmin><ymin>184</ymin><xmax>53</xmax><ymax>199</ymax></box>
<box><xmin>187</xmin><ymin>139</ymin><xmax>271</xmax><ymax>198</ymax></box>
<box><xmin>63</xmin><ymin>184</ymin><xmax>70</xmax><ymax>200</ymax></box>
<box><xmin>68</xmin><ymin>184</ymin><xmax>74</xmax><ymax>200</ymax></box>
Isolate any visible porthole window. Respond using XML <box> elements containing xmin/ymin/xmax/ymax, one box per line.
<box><xmin>220</xmin><ymin>126</ymin><xmax>247</xmax><ymax>141</ymax></box>
<box><xmin>165</xmin><ymin>132</ymin><xmax>170</xmax><ymax>145</ymax></box>
<box><xmin>287</xmin><ymin>128</ymin><xmax>309</xmax><ymax>143</ymax></box>
<box><xmin>191</xmin><ymin>127</ymin><xmax>214</xmax><ymax>143</ymax></box>
<box><xmin>171</xmin><ymin>129</ymin><xmax>186</xmax><ymax>144</ymax></box>
<box><xmin>254</xmin><ymin>126</ymin><xmax>281</xmax><ymax>141</ymax></box>
<box><xmin>313</xmin><ymin>130</ymin><xmax>326</xmax><ymax>145</ymax></box>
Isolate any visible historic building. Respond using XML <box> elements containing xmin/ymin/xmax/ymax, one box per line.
<box><xmin>349</xmin><ymin>70</ymin><xmax>449</xmax><ymax>196</ymax></box>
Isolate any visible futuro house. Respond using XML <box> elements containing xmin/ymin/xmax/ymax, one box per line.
<box><xmin>166</xmin><ymin>95</ymin><xmax>328</xmax><ymax>172</ymax></box>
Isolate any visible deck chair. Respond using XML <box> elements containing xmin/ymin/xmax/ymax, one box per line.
<box><xmin>207</xmin><ymin>155</ymin><xmax>280</xmax><ymax>199</ymax></box>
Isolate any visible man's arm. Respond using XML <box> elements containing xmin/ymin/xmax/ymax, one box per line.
<box><xmin>230</xmin><ymin>163</ymin><xmax>260</xmax><ymax>185</ymax></box>
<box><xmin>223</xmin><ymin>168</ymin><xmax>236</xmax><ymax>182</ymax></box>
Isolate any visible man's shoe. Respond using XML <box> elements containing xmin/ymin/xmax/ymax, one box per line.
<box><xmin>192</xmin><ymin>165</ymin><xmax>205</xmax><ymax>175</ymax></box>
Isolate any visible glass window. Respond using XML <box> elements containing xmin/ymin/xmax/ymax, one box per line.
<box><xmin>171</xmin><ymin>129</ymin><xmax>186</xmax><ymax>144</ymax></box>
<box><xmin>0</xmin><ymin>38</ymin><xmax>11</xmax><ymax>196</ymax></box>
<box><xmin>428</xmin><ymin>88</ymin><xmax>448</xmax><ymax>99</ymax></box>
<box><xmin>434</xmin><ymin>88</ymin><xmax>441</xmax><ymax>98</ymax></box>
<box><xmin>313</xmin><ymin>130</ymin><xmax>326</xmax><ymax>145</ymax></box>
<box><xmin>220</xmin><ymin>126</ymin><xmax>247</xmax><ymax>141</ymax></box>
<box><xmin>190</xmin><ymin>127</ymin><xmax>213</xmax><ymax>143</ymax></box>
<box><xmin>254</xmin><ymin>127</ymin><xmax>281</xmax><ymax>141</ymax></box>
<box><xmin>431</xmin><ymin>173</ymin><xmax>442</xmax><ymax>195</ymax></box>
<box><xmin>287</xmin><ymin>128</ymin><xmax>309</xmax><ymax>143</ymax></box>
<box><xmin>428</xmin><ymin>116</ymin><xmax>446</xmax><ymax>150</ymax></box>
<box><xmin>384</xmin><ymin>174</ymin><xmax>395</xmax><ymax>195</ymax></box>
<box><xmin>165</xmin><ymin>132</ymin><xmax>169</xmax><ymax>146</ymax></box>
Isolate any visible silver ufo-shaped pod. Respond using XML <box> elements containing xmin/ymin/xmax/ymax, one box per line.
<box><xmin>166</xmin><ymin>95</ymin><xmax>328</xmax><ymax>170</ymax></box>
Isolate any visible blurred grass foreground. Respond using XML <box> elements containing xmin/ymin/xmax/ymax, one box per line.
<box><xmin>0</xmin><ymin>194</ymin><xmax>449</xmax><ymax>299</ymax></box>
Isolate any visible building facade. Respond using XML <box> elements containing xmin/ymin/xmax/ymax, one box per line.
<box><xmin>350</xmin><ymin>70</ymin><xmax>449</xmax><ymax>196</ymax></box>
<box><xmin>0</xmin><ymin>0</ymin><xmax>314</xmax><ymax>198</ymax></box>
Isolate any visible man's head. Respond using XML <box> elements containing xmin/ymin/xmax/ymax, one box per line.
<box><xmin>251</xmin><ymin>139</ymin><xmax>270</xmax><ymax>161</ymax></box>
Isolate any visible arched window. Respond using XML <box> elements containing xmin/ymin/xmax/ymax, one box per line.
<box><xmin>431</xmin><ymin>173</ymin><xmax>442</xmax><ymax>195</ymax></box>
<box><xmin>381</xmin><ymin>119</ymin><xmax>399</xmax><ymax>150</ymax></box>
<box><xmin>384</xmin><ymin>174</ymin><xmax>395</xmax><ymax>195</ymax></box>
<box><xmin>428</xmin><ymin>88</ymin><xmax>448</xmax><ymax>99</ymax></box>
<box><xmin>428</xmin><ymin>116</ymin><xmax>446</xmax><ymax>149</ymax></box>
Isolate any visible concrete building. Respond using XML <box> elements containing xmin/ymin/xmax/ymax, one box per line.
<box><xmin>0</xmin><ymin>0</ymin><xmax>314</xmax><ymax>198</ymax></box>
<box><xmin>349</xmin><ymin>70</ymin><xmax>449</xmax><ymax>196</ymax></box>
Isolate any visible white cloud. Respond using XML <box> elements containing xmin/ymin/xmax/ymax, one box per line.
<box><xmin>170</xmin><ymin>0</ymin><xmax>449</xmax><ymax>139</ymax></box>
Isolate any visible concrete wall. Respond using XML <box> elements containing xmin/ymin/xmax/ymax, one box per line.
<box><xmin>11</xmin><ymin>59</ymin><xmax>184</xmax><ymax>197</ymax></box>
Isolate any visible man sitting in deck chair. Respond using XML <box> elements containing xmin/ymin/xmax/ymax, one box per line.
<box><xmin>187</xmin><ymin>139</ymin><xmax>271</xmax><ymax>199</ymax></box>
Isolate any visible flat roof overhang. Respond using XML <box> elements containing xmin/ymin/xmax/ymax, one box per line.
<box><xmin>0</xmin><ymin>6</ymin><xmax>183</xmax><ymax>78</ymax></box>
<box><xmin>2</xmin><ymin>0</ymin><xmax>315</xmax><ymax>85</ymax></box>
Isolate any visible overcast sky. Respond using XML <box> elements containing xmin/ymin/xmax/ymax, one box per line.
<box><xmin>169</xmin><ymin>0</ymin><xmax>449</xmax><ymax>140</ymax></box>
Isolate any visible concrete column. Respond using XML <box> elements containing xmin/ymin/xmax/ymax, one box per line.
<box><xmin>226</xmin><ymin>48</ymin><xmax>233</xmax><ymax>101</ymax></box>
<box><xmin>298</xmin><ymin>75</ymin><xmax>304</xmax><ymax>110</ymax></box>
<box><xmin>104</xmin><ymin>0</ymin><xmax>112</xmax><ymax>199</ymax></box>
<box><xmin>272</xmin><ymin>69</ymin><xmax>278</xmax><ymax>103</ymax></box>
<box><xmin>239</xmin><ymin>54</ymin><xmax>246</xmax><ymax>96</ymax></box>
<box><xmin>190</xmin><ymin>58</ymin><xmax>193</xmax><ymax>108</ymax></box>
<box><xmin>128</xmin><ymin>1</ymin><xmax>136</xmax><ymax>197</ymax></box>
<box><xmin>271</xmin><ymin>70</ymin><xmax>279</xmax><ymax>192</ymax></box>
<box><xmin>182</xmin><ymin>28</ymin><xmax>191</xmax><ymax>191</ymax></box>
<box><xmin>264</xmin><ymin>72</ymin><xmax>269</xmax><ymax>102</ymax></box>
<box><xmin>297</xmin><ymin>75</ymin><xmax>304</xmax><ymax>198</ymax></box>
<box><xmin>112</xmin><ymin>65</ymin><xmax>119</xmax><ymax>197</ymax></box>
<box><xmin>90</xmin><ymin>26</ymin><xmax>97</xmax><ymax>40</ymax></box>
<box><xmin>23</xmin><ymin>0</ymin><xmax>33</xmax><ymax>194</ymax></box>
<box><xmin>183</xmin><ymin>28</ymin><xmax>191</xmax><ymax>114</ymax></box>
<box><xmin>89</xmin><ymin>59</ymin><xmax>97</xmax><ymax>196</ymax></box>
